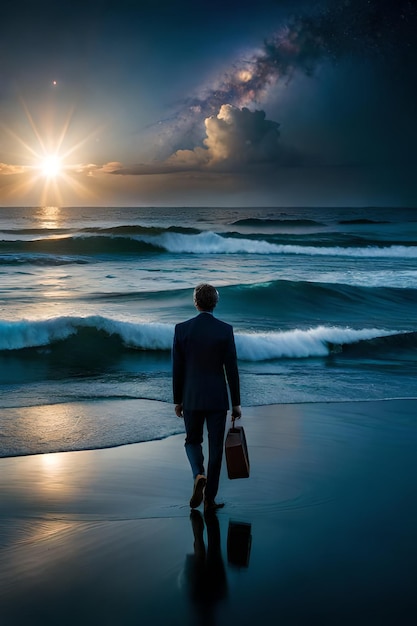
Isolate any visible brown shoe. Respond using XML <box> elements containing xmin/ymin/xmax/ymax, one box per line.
<box><xmin>190</xmin><ymin>474</ymin><xmax>206</xmax><ymax>508</ymax></box>
<box><xmin>204</xmin><ymin>499</ymin><xmax>225</xmax><ymax>514</ymax></box>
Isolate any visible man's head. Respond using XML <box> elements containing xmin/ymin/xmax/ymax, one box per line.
<box><xmin>193</xmin><ymin>283</ymin><xmax>219</xmax><ymax>312</ymax></box>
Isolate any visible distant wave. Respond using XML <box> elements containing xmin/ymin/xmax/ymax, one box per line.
<box><xmin>0</xmin><ymin>315</ymin><xmax>409</xmax><ymax>361</ymax></box>
<box><xmin>0</xmin><ymin>224</ymin><xmax>199</xmax><ymax>237</ymax></box>
<box><xmin>0</xmin><ymin>235</ymin><xmax>158</xmax><ymax>257</ymax></box>
<box><xmin>338</xmin><ymin>219</ymin><xmax>390</xmax><ymax>225</ymax></box>
<box><xmin>80</xmin><ymin>224</ymin><xmax>200</xmax><ymax>235</ymax></box>
<box><xmin>2</xmin><ymin>229</ymin><xmax>417</xmax><ymax>260</ymax></box>
<box><xmin>231</xmin><ymin>218</ymin><xmax>324</xmax><ymax>227</ymax></box>
<box><xmin>150</xmin><ymin>232</ymin><xmax>417</xmax><ymax>257</ymax></box>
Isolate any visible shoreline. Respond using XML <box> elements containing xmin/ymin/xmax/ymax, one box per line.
<box><xmin>2</xmin><ymin>395</ymin><xmax>417</xmax><ymax>460</ymax></box>
<box><xmin>1</xmin><ymin>398</ymin><xmax>416</xmax><ymax>625</ymax></box>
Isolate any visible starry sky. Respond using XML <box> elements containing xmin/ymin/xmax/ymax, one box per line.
<box><xmin>0</xmin><ymin>0</ymin><xmax>416</xmax><ymax>207</ymax></box>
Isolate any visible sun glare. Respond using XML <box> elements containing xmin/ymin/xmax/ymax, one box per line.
<box><xmin>40</xmin><ymin>155</ymin><xmax>62</xmax><ymax>178</ymax></box>
<box><xmin>2</xmin><ymin>99</ymin><xmax>102</xmax><ymax>203</ymax></box>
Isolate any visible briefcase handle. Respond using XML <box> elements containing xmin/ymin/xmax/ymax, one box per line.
<box><xmin>230</xmin><ymin>414</ymin><xmax>239</xmax><ymax>432</ymax></box>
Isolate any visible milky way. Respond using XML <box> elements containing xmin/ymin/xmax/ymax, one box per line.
<box><xmin>190</xmin><ymin>0</ymin><xmax>417</xmax><ymax>117</ymax></box>
<box><xmin>141</xmin><ymin>0</ymin><xmax>417</xmax><ymax>160</ymax></box>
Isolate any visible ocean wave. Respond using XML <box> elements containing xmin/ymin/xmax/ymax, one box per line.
<box><xmin>230</xmin><ymin>218</ymin><xmax>325</xmax><ymax>227</ymax></box>
<box><xmin>0</xmin><ymin>315</ymin><xmax>409</xmax><ymax>361</ymax></box>
<box><xmin>0</xmin><ymin>224</ymin><xmax>200</xmax><ymax>238</ymax></box>
<box><xmin>81</xmin><ymin>224</ymin><xmax>200</xmax><ymax>235</ymax></box>
<box><xmin>0</xmin><ymin>235</ymin><xmax>157</xmax><ymax>257</ymax></box>
<box><xmin>2</xmin><ymin>230</ymin><xmax>417</xmax><ymax>259</ymax></box>
<box><xmin>338</xmin><ymin>218</ymin><xmax>390</xmax><ymax>225</ymax></box>
<box><xmin>219</xmin><ymin>279</ymin><xmax>417</xmax><ymax>322</ymax></box>
<box><xmin>0</xmin><ymin>316</ymin><xmax>174</xmax><ymax>352</ymax></box>
<box><xmin>235</xmin><ymin>326</ymin><xmax>400</xmax><ymax>360</ymax></box>
<box><xmin>0</xmin><ymin>254</ymin><xmax>89</xmax><ymax>266</ymax></box>
<box><xmin>150</xmin><ymin>232</ymin><xmax>417</xmax><ymax>257</ymax></box>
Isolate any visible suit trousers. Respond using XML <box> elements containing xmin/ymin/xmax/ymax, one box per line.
<box><xmin>183</xmin><ymin>409</ymin><xmax>227</xmax><ymax>502</ymax></box>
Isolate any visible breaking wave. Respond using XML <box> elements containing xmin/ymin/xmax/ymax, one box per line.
<box><xmin>0</xmin><ymin>315</ymin><xmax>409</xmax><ymax>361</ymax></box>
<box><xmin>151</xmin><ymin>232</ymin><xmax>417</xmax><ymax>257</ymax></box>
<box><xmin>1</xmin><ymin>229</ymin><xmax>417</xmax><ymax>261</ymax></box>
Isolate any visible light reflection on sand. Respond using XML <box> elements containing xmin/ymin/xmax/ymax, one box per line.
<box><xmin>38</xmin><ymin>452</ymin><xmax>74</xmax><ymax>495</ymax></box>
<box><xmin>3</xmin><ymin>403</ymin><xmax>87</xmax><ymax>457</ymax></box>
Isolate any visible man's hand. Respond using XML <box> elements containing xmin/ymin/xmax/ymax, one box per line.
<box><xmin>175</xmin><ymin>403</ymin><xmax>184</xmax><ymax>418</ymax></box>
<box><xmin>231</xmin><ymin>405</ymin><xmax>242</xmax><ymax>420</ymax></box>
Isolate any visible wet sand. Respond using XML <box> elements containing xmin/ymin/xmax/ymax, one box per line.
<box><xmin>0</xmin><ymin>399</ymin><xmax>416</xmax><ymax>625</ymax></box>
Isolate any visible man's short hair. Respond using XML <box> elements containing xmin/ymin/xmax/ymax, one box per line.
<box><xmin>194</xmin><ymin>283</ymin><xmax>219</xmax><ymax>312</ymax></box>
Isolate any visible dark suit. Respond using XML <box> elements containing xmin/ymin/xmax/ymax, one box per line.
<box><xmin>172</xmin><ymin>311</ymin><xmax>240</xmax><ymax>501</ymax></box>
<box><xmin>173</xmin><ymin>312</ymin><xmax>240</xmax><ymax>410</ymax></box>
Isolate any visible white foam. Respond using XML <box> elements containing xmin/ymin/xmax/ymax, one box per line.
<box><xmin>95</xmin><ymin>317</ymin><xmax>174</xmax><ymax>350</ymax></box>
<box><xmin>235</xmin><ymin>326</ymin><xmax>399</xmax><ymax>360</ymax></box>
<box><xmin>0</xmin><ymin>316</ymin><xmax>174</xmax><ymax>351</ymax></box>
<box><xmin>0</xmin><ymin>317</ymin><xmax>78</xmax><ymax>350</ymax></box>
<box><xmin>307</xmin><ymin>270</ymin><xmax>417</xmax><ymax>289</ymax></box>
<box><xmin>137</xmin><ymin>231</ymin><xmax>417</xmax><ymax>258</ymax></box>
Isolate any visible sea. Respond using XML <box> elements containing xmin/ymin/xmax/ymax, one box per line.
<box><xmin>1</xmin><ymin>204</ymin><xmax>417</xmax><ymax>458</ymax></box>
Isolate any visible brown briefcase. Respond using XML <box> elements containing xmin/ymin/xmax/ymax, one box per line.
<box><xmin>225</xmin><ymin>419</ymin><xmax>250</xmax><ymax>479</ymax></box>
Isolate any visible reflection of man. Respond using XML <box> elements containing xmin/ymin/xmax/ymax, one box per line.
<box><xmin>172</xmin><ymin>283</ymin><xmax>241</xmax><ymax>513</ymax></box>
<box><xmin>184</xmin><ymin>510</ymin><xmax>228</xmax><ymax>625</ymax></box>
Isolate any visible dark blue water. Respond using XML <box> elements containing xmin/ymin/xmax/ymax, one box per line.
<box><xmin>1</xmin><ymin>205</ymin><xmax>417</xmax><ymax>456</ymax></box>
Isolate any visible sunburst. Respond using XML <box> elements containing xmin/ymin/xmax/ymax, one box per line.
<box><xmin>2</xmin><ymin>99</ymin><xmax>103</xmax><ymax>204</ymax></box>
<box><xmin>39</xmin><ymin>154</ymin><xmax>62</xmax><ymax>178</ymax></box>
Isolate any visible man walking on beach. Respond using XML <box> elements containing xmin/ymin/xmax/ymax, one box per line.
<box><xmin>172</xmin><ymin>283</ymin><xmax>241</xmax><ymax>513</ymax></box>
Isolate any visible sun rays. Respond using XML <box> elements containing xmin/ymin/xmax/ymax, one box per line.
<box><xmin>1</xmin><ymin>99</ymin><xmax>102</xmax><ymax>205</ymax></box>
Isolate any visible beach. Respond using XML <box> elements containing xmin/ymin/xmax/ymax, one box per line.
<box><xmin>1</xmin><ymin>398</ymin><xmax>416</xmax><ymax>625</ymax></box>
<box><xmin>1</xmin><ymin>205</ymin><xmax>417</xmax><ymax>624</ymax></box>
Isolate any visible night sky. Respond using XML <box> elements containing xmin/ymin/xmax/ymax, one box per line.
<box><xmin>1</xmin><ymin>0</ymin><xmax>416</xmax><ymax>207</ymax></box>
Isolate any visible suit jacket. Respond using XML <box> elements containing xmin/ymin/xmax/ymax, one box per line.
<box><xmin>172</xmin><ymin>312</ymin><xmax>240</xmax><ymax>411</ymax></box>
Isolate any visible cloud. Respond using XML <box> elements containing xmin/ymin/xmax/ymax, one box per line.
<box><xmin>205</xmin><ymin>105</ymin><xmax>282</xmax><ymax>164</ymax></box>
<box><xmin>99</xmin><ymin>161</ymin><xmax>124</xmax><ymax>173</ymax></box>
<box><xmin>113</xmin><ymin>105</ymin><xmax>299</xmax><ymax>176</ymax></box>
<box><xmin>63</xmin><ymin>162</ymin><xmax>122</xmax><ymax>177</ymax></box>
<box><xmin>0</xmin><ymin>163</ymin><xmax>28</xmax><ymax>175</ymax></box>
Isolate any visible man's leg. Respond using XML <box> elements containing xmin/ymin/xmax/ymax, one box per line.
<box><xmin>183</xmin><ymin>410</ymin><xmax>205</xmax><ymax>478</ymax></box>
<box><xmin>205</xmin><ymin>410</ymin><xmax>227</xmax><ymax>503</ymax></box>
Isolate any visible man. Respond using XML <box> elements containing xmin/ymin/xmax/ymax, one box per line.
<box><xmin>172</xmin><ymin>283</ymin><xmax>241</xmax><ymax>514</ymax></box>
